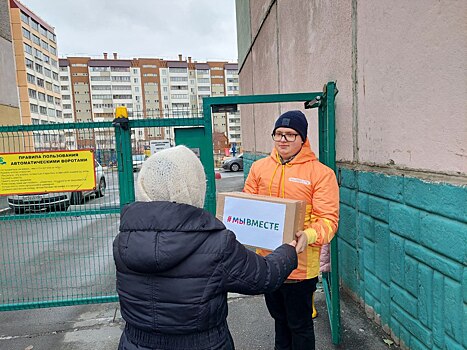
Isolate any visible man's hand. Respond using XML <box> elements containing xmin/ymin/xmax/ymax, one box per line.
<box><xmin>294</xmin><ymin>231</ymin><xmax>308</xmax><ymax>254</ymax></box>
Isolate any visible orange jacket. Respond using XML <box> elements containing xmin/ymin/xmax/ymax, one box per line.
<box><xmin>243</xmin><ymin>139</ymin><xmax>339</xmax><ymax>280</ymax></box>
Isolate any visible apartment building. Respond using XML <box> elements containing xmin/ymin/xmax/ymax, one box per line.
<box><xmin>9</xmin><ymin>0</ymin><xmax>62</xmax><ymax>127</ymax></box>
<box><xmin>59</xmin><ymin>54</ymin><xmax>240</xmax><ymax>157</ymax></box>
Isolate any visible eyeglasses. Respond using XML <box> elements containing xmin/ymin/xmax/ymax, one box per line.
<box><xmin>271</xmin><ymin>132</ymin><xmax>299</xmax><ymax>142</ymax></box>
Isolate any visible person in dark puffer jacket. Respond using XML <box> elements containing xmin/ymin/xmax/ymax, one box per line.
<box><xmin>113</xmin><ymin>145</ymin><xmax>303</xmax><ymax>350</ymax></box>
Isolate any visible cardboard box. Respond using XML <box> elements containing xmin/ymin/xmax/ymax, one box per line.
<box><xmin>216</xmin><ymin>192</ymin><xmax>306</xmax><ymax>250</ymax></box>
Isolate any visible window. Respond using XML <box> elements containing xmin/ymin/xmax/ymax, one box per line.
<box><xmin>61</xmin><ymin>86</ymin><xmax>69</xmax><ymax>91</ymax></box>
<box><xmin>21</xmin><ymin>12</ymin><xmax>29</xmax><ymax>24</ymax></box>
<box><xmin>91</xmin><ymin>85</ymin><xmax>112</xmax><ymax>90</ymax></box>
<box><xmin>35</xmin><ymin>63</ymin><xmax>43</xmax><ymax>74</ymax></box>
<box><xmin>53</xmin><ymin>84</ymin><xmax>60</xmax><ymax>93</ymax></box>
<box><xmin>49</xmin><ymin>46</ymin><xmax>56</xmax><ymax>55</ymax></box>
<box><xmin>171</xmin><ymin>94</ymin><xmax>188</xmax><ymax>100</ymax></box>
<box><xmin>34</xmin><ymin>48</ymin><xmax>42</xmax><ymax>60</ymax></box>
<box><xmin>133</xmin><ymin>78</ymin><xmax>138</xmax><ymax>83</ymax></box>
<box><xmin>24</xmin><ymin>43</ymin><xmax>32</xmax><ymax>54</ymax></box>
<box><xmin>170</xmin><ymin>76</ymin><xmax>188</xmax><ymax>82</ymax></box>
<box><xmin>56</xmin><ymin>110</ymin><xmax>62</xmax><ymax>118</ymax></box>
<box><xmin>32</xmin><ymin>34</ymin><xmax>40</xmax><ymax>45</ymax></box>
<box><xmin>50</xmin><ymin>59</ymin><xmax>57</xmax><ymax>67</ymax></box>
<box><xmin>227</xmin><ymin>70</ymin><xmax>238</xmax><ymax>74</ymax></box>
<box><xmin>39</xmin><ymin>106</ymin><xmax>47</xmax><ymax>115</ymax></box>
<box><xmin>22</xmin><ymin>27</ymin><xmax>30</xmax><ymax>39</ymax></box>
<box><xmin>90</xmin><ymin>76</ymin><xmax>110</xmax><ymax>81</ymax></box>
<box><xmin>111</xmin><ymin>76</ymin><xmax>130</xmax><ymax>82</ymax></box>
<box><xmin>43</xmin><ymin>54</ymin><xmax>50</xmax><ymax>63</ymax></box>
<box><xmin>71</xmin><ymin>63</ymin><xmax>87</xmax><ymax>67</ymax></box>
<box><xmin>197</xmin><ymin>78</ymin><xmax>210</xmax><ymax>84</ymax></box>
<box><xmin>198</xmin><ymin>86</ymin><xmax>210</xmax><ymax>91</ymax></box>
<box><xmin>30</xmin><ymin>19</ymin><xmax>39</xmax><ymax>31</ymax></box>
<box><xmin>110</xmin><ymin>67</ymin><xmax>129</xmax><ymax>72</ymax></box>
<box><xmin>197</xmin><ymin>69</ymin><xmax>209</xmax><ymax>74</ymax></box>
<box><xmin>89</xmin><ymin>66</ymin><xmax>109</xmax><ymax>72</ymax></box>
<box><xmin>37</xmin><ymin>78</ymin><xmax>44</xmax><ymax>87</ymax></box>
<box><xmin>41</xmin><ymin>40</ymin><xmax>49</xmax><ymax>50</ymax></box>
<box><xmin>27</xmin><ymin>73</ymin><xmax>35</xmax><ymax>84</ymax></box>
<box><xmin>52</xmin><ymin>72</ymin><xmax>58</xmax><ymax>80</ymax></box>
<box><xmin>170</xmin><ymin>85</ymin><xmax>188</xmax><ymax>91</ymax></box>
<box><xmin>113</xmin><ymin>94</ymin><xmax>132</xmax><ymax>99</ymax></box>
<box><xmin>25</xmin><ymin>58</ymin><xmax>33</xmax><ymax>69</ymax></box>
<box><xmin>39</xmin><ymin>25</ymin><xmax>47</xmax><ymax>36</ymax></box>
<box><xmin>54</xmin><ymin>97</ymin><xmax>61</xmax><ymax>105</ymax></box>
<box><xmin>28</xmin><ymin>88</ymin><xmax>37</xmax><ymax>98</ymax></box>
<box><xmin>91</xmin><ymin>94</ymin><xmax>112</xmax><ymax>100</ymax></box>
<box><xmin>45</xmin><ymin>81</ymin><xmax>52</xmax><ymax>91</ymax></box>
<box><xmin>30</xmin><ymin>104</ymin><xmax>38</xmax><ymax>113</ymax></box>
<box><xmin>47</xmin><ymin>95</ymin><xmax>54</xmax><ymax>103</ymax></box>
<box><xmin>48</xmin><ymin>32</ymin><xmax>56</xmax><ymax>42</ymax></box>
<box><xmin>169</xmin><ymin>67</ymin><xmax>187</xmax><ymax>73</ymax></box>
<box><xmin>62</xmin><ymin>95</ymin><xmax>71</xmax><ymax>100</ymax></box>
<box><xmin>38</xmin><ymin>92</ymin><xmax>46</xmax><ymax>101</ymax></box>
<box><xmin>63</xmin><ymin>104</ymin><xmax>72</xmax><ymax>109</ymax></box>
<box><xmin>60</xmin><ymin>76</ymin><xmax>69</xmax><ymax>81</ymax></box>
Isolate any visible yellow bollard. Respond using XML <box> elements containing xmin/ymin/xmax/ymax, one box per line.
<box><xmin>312</xmin><ymin>293</ymin><xmax>318</xmax><ymax>318</ymax></box>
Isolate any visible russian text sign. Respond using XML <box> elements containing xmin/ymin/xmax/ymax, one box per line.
<box><xmin>222</xmin><ymin>196</ymin><xmax>286</xmax><ymax>250</ymax></box>
<box><xmin>0</xmin><ymin>150</ymin><xmax>96</xmax><ymax>195</ymax></box>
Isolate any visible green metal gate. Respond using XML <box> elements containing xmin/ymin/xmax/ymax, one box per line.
<box><xmin>203</xmin><ymin>82</ymin><xmax>341</xmax><ymax>344</ymax></box>
<box><xmin>0</xmin><ymin>111</ymin><xmax>215</xmax><ymax>311</ymax></box>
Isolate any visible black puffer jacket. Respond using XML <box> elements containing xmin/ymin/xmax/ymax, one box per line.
<box><xmin>113</xmin><ymin>201</ymin><xmax>297</xmax><ymax>350</ymax></box>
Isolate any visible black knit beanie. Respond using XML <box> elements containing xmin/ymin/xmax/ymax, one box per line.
<box><xmin>272</xmin><ymin>110</ymin><xmax>308</xmax><ymax>142</ymax></box>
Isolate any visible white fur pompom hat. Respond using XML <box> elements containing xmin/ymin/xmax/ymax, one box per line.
<box><xmin>136</xmin><ymin>145</ymin><xmax>206</xmax><ymax>208</ymax></box>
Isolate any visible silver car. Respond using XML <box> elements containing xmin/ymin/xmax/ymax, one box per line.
<box><xmin>221</xmin><ymin>154</ymin><xmax>243</xmax><ymax>172</ymax></box>
<box><xmin>8</xmin><ymin>160</ymin><xmax>106</xmax><ymax>213</ymax></box>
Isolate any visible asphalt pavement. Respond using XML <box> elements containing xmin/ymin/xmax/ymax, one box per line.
<box><xmin>0</xmin><ymin>285</ymin><xmax>398</xmax><ymax>350</ymax></box>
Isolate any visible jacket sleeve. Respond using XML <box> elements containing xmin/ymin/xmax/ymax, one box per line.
<box><xmin>221</xmin><ymin>231</ymin><xmax>297</xmax><ymax>294</ymax></box>
<box><xmin>243</xmin><ymin>161</ymin><xmax>259</xmax><ymax>194</ymax></box>
<box><xmin>304</xmin><ymin>167</ymin><xmax>340</xmax><ymax>246</ymax></box>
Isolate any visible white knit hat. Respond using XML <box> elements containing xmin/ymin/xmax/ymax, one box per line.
<box><xmin>135</xmin><ymin>145</ymin><xmax>206</xmax><ymax>208</ymax></box>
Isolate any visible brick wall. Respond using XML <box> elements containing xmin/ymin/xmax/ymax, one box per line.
<box><xmin>338</xmin><ymin>167</ymin><xmax>466</xmax><ymax>350</ymax></box>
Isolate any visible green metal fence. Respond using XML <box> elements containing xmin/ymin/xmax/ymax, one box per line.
<box><xmin>0</xmin><ymin>111</ymin><xmax>214</xmax><ymax>311</ymax></box>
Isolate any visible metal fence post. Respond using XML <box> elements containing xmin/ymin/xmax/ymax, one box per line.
<box><xmin>113</xmin><ymin>108</ymin><xmax>135</xmax><ymax>207</ymax></box>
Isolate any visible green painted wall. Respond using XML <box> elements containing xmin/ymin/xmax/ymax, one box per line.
<box><xmin>338</xmin><ymin>167</ymin><xmax>466</xmax><ymax>350</ymax></box>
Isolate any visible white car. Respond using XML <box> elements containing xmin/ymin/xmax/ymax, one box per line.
<box><xmin>8</xmin><ymin>160</ymin><xmax>106</xmax><ymax>213</ymax></box>
<box><xmin>132</xmin><ymin>154</ymin><xmax>145</xmax><ymax>172</ymax></box>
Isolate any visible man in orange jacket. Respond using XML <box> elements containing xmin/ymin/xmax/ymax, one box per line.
<box><xmin>243</xmin><ymin>110</ymin><xmax>339</xmax><ymax>350</ymax></box>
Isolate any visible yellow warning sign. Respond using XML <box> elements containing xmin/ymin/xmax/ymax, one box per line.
<box><xmin>0</xmin><ymin>150</ymin><xmax>96</xmax><ymax>195</ymax></box>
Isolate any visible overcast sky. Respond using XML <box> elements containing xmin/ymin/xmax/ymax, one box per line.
<box><xmin>20</xmin><ymin>0</ymin><xmax>238</xmax><ymax>62</ymax></box>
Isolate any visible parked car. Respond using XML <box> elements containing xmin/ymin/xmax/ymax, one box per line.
<box><xmin>221</xmin><ymin>154</ymin><xmax>243</xmax><ymax>172</ymax></box>
<box><xmin>132</xmin><ymin>154</ymin><xmax>145</xmax><ymax>172</ymax></box>
<box><xmin>8</xmin><ymin>160</ymin><xmax>106</xmax><ymax>213</ymax></box>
